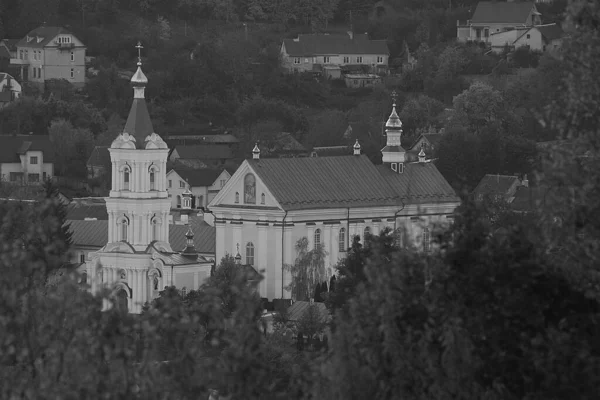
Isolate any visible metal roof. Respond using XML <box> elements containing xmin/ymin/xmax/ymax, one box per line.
<box><xmin>471</xmin><ymin>1</ymin><xmax>535</xmax><ymax>24</ymax></box>
<box><xmin>283</xmin><ymin>33</ymin><xmax>388</xmax><ymax>56</ymax></box>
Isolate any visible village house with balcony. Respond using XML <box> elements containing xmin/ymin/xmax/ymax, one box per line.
<box><xmin>457</xmin><ymin>1</ymin><xmax>542</xmax><ymax>44</ymax></box>
<box><xmin>0</xmin><ymin>73</ymin><xmax>21</xmax><ymax>108</ymax></box>
<box><xmin>10</xmin><ymin>25</ymin><xmax>86</xmax><ymax>87</ymax></box>
<box><xmin>280</xmin><ymin>32</ymin><xmax>389</xmax><ymax>77</ymax></box>
<box><xmin>0</xmin><ymin>135</ymin><xmax>54</xmax><ymax>184</ymax></box>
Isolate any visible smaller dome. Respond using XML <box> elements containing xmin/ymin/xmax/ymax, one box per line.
<box><xmin>386</xmin><ymin>104</ymin><xmax>403</xmax><ymax>129</ymax></box>
<box><xmin>131</xmin><ymin>66</ymin><xmax>148</xmax><ymax>85</ymax></box>
<box><xmin>353</xmin><ymin>139</ymin><xmax>361</xmax><ymax>150</ymax></box>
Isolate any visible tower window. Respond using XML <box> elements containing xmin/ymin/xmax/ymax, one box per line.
<box><xmin>151</xmin><ymin>217</ymin><xmax>161</xmax><ymax>241</ymax></box>
<box><xmin>314</xmin><ymin>229</ymin><xmax>322</xmax><ymax>249</ymax></box>
<box><xmin>339</xmin><ymin>227</ymin><xmax>346</xmax><ymax>252</ymax></box>
<box><xmin>120</xmin><ymin>218</ymin><xmax>129</xmax><ymax>242</ymax></box>
<box><xmin>123</xmin><ymin>167</ymin><xmax>130</xmax><ymax>190</ymax></box>
<box><xmin>149</xmin><ymin>170</ymin><xmax>155</xmax><ymax>190</ymax></box>
<box><xmin>246</xmin><ymin>242</ymin><xmax>255</xmax><ymax>265</ymax></box>
<box><xmin>197</xmin><ymin>195</ymin><xmax>204</xmax><ymax>208</ymax></box>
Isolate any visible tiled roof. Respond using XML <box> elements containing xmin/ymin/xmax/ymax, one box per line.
<box><xmin>170</xmin><ymin>167</ymin><xmax>225</xmax><ymax>188</ymax></box>
<box><xmin>173</xmin><ymin>145</ymin><xmax>233</xmax><ymax>160</ymax></box>
<box><xmin>471</xmin><ymin>1</ymin><xmax>535</xmax><ymax>24</ymax></box>
<box><xmin>87</xmin><ymin>146</ymin><xmax>111</xmax><ymax>167</ymax></box>
<box><xmin>472</xmin><ymin>174</ymin><xmax>519</xmax><ymax>198</ymax></box>
<box><xmin>0</xmin><ymin>135</ymin><xmax>55</xmax><ymax>163</ymax></box>
<box><xmin>16</xmin><ymin>26</ymin><xmax>83</xmax><ymax>48</ymax></box>
<box><xmin>68</xmin><ymin>217</ymin><xmax>216</xmax><ymax>254</ymax></box>
<box><xmin>66</xmin><ymin>198</ymin><xmax>108</xmax><ymax>220</ymax></box>
<box><xmin>283</xmin><ymin>33</ymin><xmax>388</xmax><ymax>56</ymax></box>
<box><xmin>247</xmin><ymin>155</ymin><xmax>401</xmax><ymax>210</ymax></box>
<box><xmin>376</xmin><ymin>163</ymin><xmax>460</xmax><ymax>204</ymax></box>
<box><xmin>536</xmin><ymin>23</ymin><xmax>563</xmax><ymax>41</ymax></box>
<box><xmin>287</xmin><ymin>301</ymin><xmax>330</xmax><ymax>322</ymax></box>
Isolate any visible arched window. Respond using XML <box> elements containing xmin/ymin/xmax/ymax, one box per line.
<box><xmin>149</xmin><ymin>170</ymin><xmax>155</xmax><ymax>190</ymax></box>
<box><xmin>246</xmin><ymin>242</ymin><xmax>255</xmax><ymax>265</ymax></box>
<box><xmin>123</xmin><ymin>167</ymin><xmax>130</xmax><ymax>191</ymax></box>
<box><xmin>119</xmin><ymin>218</ymin><xmax>129</xmax><ymax>242</ymax></box>
<box><xmin>176</xmin><ymin>195</ymin><xmax>182</xmax><ymax>208</ymax></box>
<box><xmin>244</xmin><ymin>174</ymin><xmax>256</xmax><ymax>204</ymax></box>
<box><xmin>235</xmin><ymin>192</ymin><xmax>239</xmax><ymax>203</ymax></box>
<box><xmin>314</xmin><ymin>229</ymin><xmax>322</xmax><ymax>249</ymax></box>
<box><xmin>423</xmin><ymin>228</ymin><xmax>431</xmax><ymax>253</ymax></box>
<box><xmin>261</xmin><ymin>193</ymin><xmax>265</xmax><ymax>205</ymax></box>
<box><xmin>338</xmin><ymin>227</ymin><xmax>346</xmax><ymax>252</ymax></box>
<box><xmin>151</xmin><ymin>217</ymin><xmax>161</xmax><ymax>241</ymax></box>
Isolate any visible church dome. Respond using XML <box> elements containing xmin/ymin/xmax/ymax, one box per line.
<box><xmin>386</xmin><ymin>104</ymin><xmax>403</xmax><ymax>129</ymax></box>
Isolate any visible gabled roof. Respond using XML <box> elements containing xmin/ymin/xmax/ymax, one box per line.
<box><xmin>16</xmin><ymin>26</ymin><xmax>83</xmax><ymax>48</ymax></box>
<box><xmin>173</xmin><ymin>145</ymin><xmax>233</xmax><ymax>160</ymax></box>
<box><xmin>409</xmin><ymin>133</ymin><xmax>443</xmax><ymax>150</ymax></box>
<box><xmin>86</xmin><ymin>146</ymin><xmax>110</xmax><ymax>167</ymax></box>
<box><xmin>535</xmin><ymin>23</ymin><xmax>563</xmax><ymax>41</ymax></box>
<box><xmin>0</xmin><ymin>135</ymin><xmax>55</xmax><ymax>163</ymax></box>
<box><xmin>169</xmin><ymin>167</ymin><xmax>227</xmax><ymax>188</ymax></box>
<box><xmin>376</xmin><ymin>163</ymin><xmax>460</xmax><ymax>204</ymax></box>
<box><xmin>68</xmin><ymin>216</ymin><xmax>216</xmax><ymax>253</ymax></box>
<box><xmin>472</xmin><ymin>174</ymin><xmax>520</xmax><ymax>198</ymax></box>
<box><xmin>247</xmin><ymin>155</ymin><xmax>400</xmax><ymax>210</ymax></box>
<box><xmin>283</xmin><ymin>33</ymin><xmax>389</xmax><ymax>56</ymax></box>
<box><xmin>471</xmin><ymin>1</ymin><xmax>535</xmax><ymax>24</ymax></box>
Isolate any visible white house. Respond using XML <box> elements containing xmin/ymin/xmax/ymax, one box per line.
<box><xmin>86</xmin><ymin>52</ymin><xmax>213</xmax><ymax>314</ymax></box>
<box><xmin>0</xmin><ymin>73</ymin><xmax>21</xmax><ymax>107</ymax></box>
<box><xmin>0</xmin><ymin>134</ymin><xmax>54</xmax><ymax>184</ymax></box>
<box><xmin>489</xmin><ymin>23</ymin><xmax>564</xmax><ymax>53</ymax></box>
<box><xmin>208</xmin><ymin>96</ymin><xmax>461</xmax><ymax>301</ymax></box>
<box><xmin>166</xmin><ymin>167</ymin><xmax>231</xmax><ymax>209</ymax></box>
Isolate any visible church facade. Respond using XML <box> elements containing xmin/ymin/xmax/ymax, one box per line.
<box><xmin>86</xmin><ymin>47</ymin><xmax>213</xmax><ymax>313</ymax></box>
<box><xmin>208</xmin><ymin>96</ymin><xmax>461</xmax><ymax>301</ymax></box>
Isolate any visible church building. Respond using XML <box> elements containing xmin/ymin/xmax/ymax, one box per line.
<box><xmin>208</xmin><ymin>94</ymin><xmax>461</xmax><ymax>301</ymax></box>
<box><xmin>86</xmin><ymin>44</ymin><xmax>213</xmax><ymax>313</ymax></box>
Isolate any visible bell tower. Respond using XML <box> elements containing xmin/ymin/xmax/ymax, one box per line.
<box><xmin>105</xmin><ymin>42</ymin><xmax>171</xmax><ymax>251</ymax></box>
<box><xmin>381</xmin><ymin>90</ymin><xmax>406</xmax><ymax>173</ymax></box>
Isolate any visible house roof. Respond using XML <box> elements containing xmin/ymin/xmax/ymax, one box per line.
<box><xmin>170</xmin><ymin>167</ymin><xmax>226</xmax><ymax>187</ymax></box>
<box><xmin>66</xmin><ymin>197</ymin><xmax>109</xmax><ymax>220</ymax></box>
<box><xmin>68</xmin><ymin>216</ymin><xmax>216</xmax><ymax>253</ymax></box>
<box><xmin>409</xmin><ymin>133</ymin><xmax>443</xmax><ymax>150</ymax></box>
<box><xmin>0</xmin><ymin>135</ymin><xmax>55</xmax><ymax>163</ymax></box>
<box><xmin>472</xmin><ymin>174</ymin><xmax>519</xmax><ymax>198</ymax></box>
<box><xmin>87</xmin><ymin>146</ymin><xmax>110</xmax><ymax>167</ymax></box>
<box><xmin>173</xmin><ymin>145</ymin><xmax>233</xmax><ymax>160</ymax></box>
<box><xmin>283</xmin><ymin>33</ymin><xmax>389</xmax><ymax>56</ymax></box>
<box><xmin>536</xmin><ymin>23</ymin><xmax>563</xmax><ymax>41</ymax></box>
<box><xmin>287</xmin><ymin>301</ymin><xmax>330</xmax><ymax>322</ymax></box>
<box><xmin>262</xmin><ymin>132</ymin><xmax>307</xmax><ymax>156</ymax></box>
<box><xmin>243</xmin><ymin>155</ymin><xmax>458</xmax><ymax>211</ymax></box>
<box><xmin>16</xmin><ymin>26</ymin><xmax>83</xmax><ymax>48</ymax></box>
<box><xmin>471</xmin><ymin>1</ymin><xmax>535</xmax><ymax>24</ymax></box>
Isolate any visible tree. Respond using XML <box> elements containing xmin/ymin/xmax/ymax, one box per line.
<box><xmin>399</xmin><ymin>94</ymin><xmax>445</xmax><ymax>139</ymax></box>
<box><xmin>286</xmin><ymin>237</ymin><xmax>328</xmax><ymax>301</ymax></box>
<box><xmin>450</xmin><ymin>82</ymin><xmax>508</xmax><ymax>134</ymax></box>
<box><xmin>296</xmin><ymin>304</ymin><xmax>327</xmax><ymax>341</ymax></box>
<box><xmin>48</xmin><ymin>119</ymin><xmax>95</xmax><ymax>178</ymax></box>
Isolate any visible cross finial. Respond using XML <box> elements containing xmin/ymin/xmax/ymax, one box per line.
<box><xmin>136</xmin><ymin>41</ymin><xmax>143</xmax><ymax>66</ymax></box>
<box><xmin>391</xmin><ymin>90</ymin><xmax>398</xmax><ymax>106</ymax></box>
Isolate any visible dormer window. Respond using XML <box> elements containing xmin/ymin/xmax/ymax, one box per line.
<box><xmin>36</xmin><ymin>36</ymin><xmax>43</xmax><ymax>43</ymax></box>
<box><xmin>26</xmin><ymin>36</ymin><xmax>33</xmax><ymax>42</ymax></box>
<box><xmin>391</xmin><ymin>163</ymin><xmax>397</xmax><ymax>172</ymax></box>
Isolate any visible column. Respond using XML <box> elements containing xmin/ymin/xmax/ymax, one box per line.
<box><xmin>107</xmin><ymin>211</ymin><xmax>113</xmax><ymax>242</ymax></box>
<box><xmin>282</xmin><ymin>225</ymin><xmax>293</xmax><ymax>299</ymax></box>
<box><xmin>112</xmin><ymin>161</ymin><xmax>117</xmax><ymax>191</ymax></box>
<box><xmin>274</xmin><ymin>224</ymin><xmax>283</xmax><ymax>300</ymax></box>
<box><xmin>142</xmin><ymin>270</ymin><xmax>148</xmax><ymax>307</ymax></box>
<box><xmin>258</xmin><ymin>224</ymin><xmax>268</xmax><ymax>298</ymax></box>
<box><xmin>137</xmin><ymin>270</ymin><xmax>144</xmax><ymax>313</ymax></box>
<box><xmin>323</xmin><ymin>224</ymin><xmax>332</xmax><ymax>270</ymax></box>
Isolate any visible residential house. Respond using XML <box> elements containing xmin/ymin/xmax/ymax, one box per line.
<box><xmin>280</xmin><ymin>32</ymin><xmax>389</xmax><ymax>75</ymax></box>
<box><xmin>11</xmin><ymin>25</ymin><xmax>86</xmax><ymax>87</ymax></box>
<box><xmin>87</xmin><ymin>146</ymin><xmax>110</xmax><ymax>179</ymax></box>
<box><xmin>261</xmin><ymin>132</ymin><xmax>309</xmax><ymax>158</ymax></box>
<box><xmin>472</xmin><ymin>174</ymin><xmax>528</xmax><ymax>203</ymax></box>
<box><xmin>208</xmin><ymin>98</ymin><xmax>461</xmax><ymax>301</ymax></box>
<box><xmin>0</xmin><ymin>73</ymin><xmax>21</xmax><ymax>107</ymax></box>
<box><xmin>409</xmin><ymin>133</ymin><xmax>443</xmax><ymax>154</ymax></box>
<box><xmin>169</xmin><ymin>144</ymin><xmax>233</xmax><ymax>168</ymax></box>
<box><xmin>457</xmin><ymin>1</ymin><xmax>542</xmax><ymax>43</ymax></box>
<box><xmin>489</xmin><ymin>23</ymin><xmax>563</xmax><ymax>53</ymax></box>
<box><xmin>166</xmin><ymin>167</ymin><xmax>231</xmax><ymax>209</ymax></box>
<box><xmin>0</xmin><ymin>135</ymin><xmax>54</xmax><ymax>184</ymax></box>
<box><xmin>344</xmin><ymin>73</ymin><xmax>382</xmax><ymax>88</ymax></box>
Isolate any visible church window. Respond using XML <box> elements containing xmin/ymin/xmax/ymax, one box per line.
<box><xmin>153</xmin><ymin>276</ymin><xmax>159</xmax><ymax>291</ymax></box>
<box><xmin>123</xmin><ymin>167</ymin><xmax>130</xmax><ymax>190</ymax></box>
<box><xmin>235</xmin><ymin>192</ymin><xmax>239</xmax><ymax>203</ymax></box>
<box><xmin>169</xmin><ymin>179</ymin><xmax>172</xmax><ymax>188</ymax></box>
<box><xmin>339</xmin><ymin>228</ymin><xmax>346</xmax><ymax>252</ymax></box>
<box><xmin>314</xmin><ymin>229</ymin><xmax>322</xmax><ymax>249</ymax></box>
<box><xmin>246</xmin><ymin>242</ymin><xmax>255</xmax><ymax>265</ymax></box>
<box><xmin>120</xmin><ymin>218</ymin><xmax>129</xmax><ymax>242</ymax></box>
<box><xmin>151</xmin><ymin>217</ymin><xmax>161</xmax><ymax>241</ymax></box>
<box><xmin>244</xmin><ymin>174</ymin><xmax>256</xmax><ymax>204</ymax></box>
<box><xmin>423</xmin><ymin>228</ymin><xmax>431</xmax><ymax>253</ymax></box>
<box><xmin>261</xmin><ymin>193</ymin><xmax>265</xmax><ymax>205</ymax></box>
<box><xmin>180</xmin><ymin>180</ymin><xmax>185</xmax><ymax>188</ymax></box>
<box><xmin>149</xmin><ymin>170</ymin><xmax>155</xmax><ymax>190</ymax></box>
<box><xmin>176</xmin><ymin>195</ymin><xmax>182</xmax><ymax>208</ymax></box>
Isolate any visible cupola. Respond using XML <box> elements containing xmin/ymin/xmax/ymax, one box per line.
<box><xmin>181</xmin><ymin>225</ymin><xmax>197</xmax><ymax>256</ymax></box>
<box><xmin>381</xmin><ymin>90</ymin><xmax>406</xmax><ymax>172</ymax></box>
<box><xmin>353</xmin><ymin>139</ymin><xmax>361</xmax><ymax>155</ymax></box>
<box><xmin>252</xmin><ymin>143</ymin><xmax>260</xmax><ymax>160</ymax></box>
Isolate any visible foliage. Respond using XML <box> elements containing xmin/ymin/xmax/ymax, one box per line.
<box><xmin>285</xmin><ymin>237</ymin><xmax>328</xmax><ymax>301</ymax></box>
<box><xmin>296</xmin><ymin>304</ymin><xmax>327</xmax><ymax>339</ymax></box>
<box><xmin>48</xmin><ymin>119</ymin><xmax>95</xmax><ymax>178</ymax></box>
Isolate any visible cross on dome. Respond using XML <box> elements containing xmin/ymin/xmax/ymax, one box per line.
<box><xmin>136</xmin><ymin>41</ymin><xmax>143</xmax><ymax>66</ymax></box>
